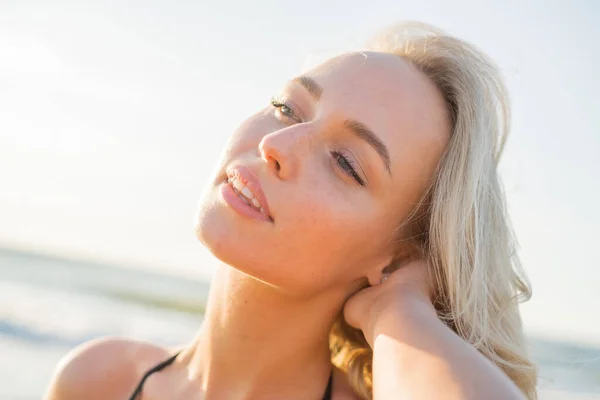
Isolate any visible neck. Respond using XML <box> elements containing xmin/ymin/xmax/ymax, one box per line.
<box><xmin>179</xmin><ymin>264</ymin><xmax>343</xmax><ymax>399</ymax></box>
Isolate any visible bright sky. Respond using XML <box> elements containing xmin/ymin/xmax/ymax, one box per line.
<box><xmin>1</xmin><ymin>1</ymin><xmax>598</xmax><ymax>345</ymax></box>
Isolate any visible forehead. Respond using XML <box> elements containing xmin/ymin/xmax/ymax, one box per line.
<box><xmin>305</xmin><ymin>51</ymin><xmax>449</xmax><ymax>174</ymax></box>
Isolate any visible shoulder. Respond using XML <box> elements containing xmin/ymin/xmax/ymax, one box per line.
<box><xmin>43</xmin><ymin>336</ymin><xmax>172</xmax><ymax>400</ymax></box>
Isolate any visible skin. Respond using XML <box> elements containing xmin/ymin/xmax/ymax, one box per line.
<box><xmin>44</xmin><ymin>52</ymin><xmax>524</xmax><ymax>399</ymax></box>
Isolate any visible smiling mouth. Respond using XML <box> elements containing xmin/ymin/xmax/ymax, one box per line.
<box><xmin>227</xmin><ymin>175</ymin><xmax>267</xmax><ymax>215</ymax></box>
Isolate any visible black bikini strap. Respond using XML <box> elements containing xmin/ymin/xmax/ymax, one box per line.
<box><xmin>128</xmin><ymin>351</ymin><xmax>181</xmax><ymax>400</ymax></box>
<box><xmin>129</xmin><ymin>352</ymin><xmax>332</xmax><ymax>400</ymax></box>
<box><xmin>322</xmin><ymin>370</ymin><xmax>333</xmax><ymax>400</ymax></box>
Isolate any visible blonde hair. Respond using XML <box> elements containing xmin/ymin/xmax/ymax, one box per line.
<box><xmin>329</xmin><ymin>21</ymin><xmax>537</xmax><ymax>399</ymax></box>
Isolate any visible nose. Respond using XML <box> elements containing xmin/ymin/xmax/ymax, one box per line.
<box><xmin>258</xmin><ymin>125</ymin><xmax>310</xmax><ymax>180</ymax></box>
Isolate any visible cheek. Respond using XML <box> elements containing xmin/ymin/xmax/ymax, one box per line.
<box><xmin>275</xmin><ymin>181</ymin><xmax>385</xmax><ymax>270</ymax></box>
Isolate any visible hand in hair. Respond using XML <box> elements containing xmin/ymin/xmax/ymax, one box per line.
<box><xmin>343</xmin><ymin>259</ymin><xmax>432</xmax><ymax>348</ymax></box>
<box><xmin>343</xmin><ymin>259</ymin><xmax>526</xmax><ymax>399</ymax></box>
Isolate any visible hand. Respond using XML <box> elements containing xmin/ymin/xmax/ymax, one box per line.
<box><xmin>343</xmin><ymin>259</ymin><xmax>434</xmax><ymax>347</ymax></box>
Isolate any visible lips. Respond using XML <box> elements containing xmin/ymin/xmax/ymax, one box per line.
<box><xmin>225</xmin><ymin>165</ymin><xmax>273</xmax><ymax>221</ymax></box>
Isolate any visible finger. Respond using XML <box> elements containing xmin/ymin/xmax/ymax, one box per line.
<box><xmin>343</xmin><ymin>285</ymin><xmax>377</xmax><ymax>330</ymax></box>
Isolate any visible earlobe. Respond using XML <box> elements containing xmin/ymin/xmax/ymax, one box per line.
<box><xmin>365</xmin><ymin>256</ymin><xmax>394</xmax><ymax>286</ymax></box>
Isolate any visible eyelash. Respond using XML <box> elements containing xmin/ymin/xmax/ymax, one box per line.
<box><xmin>270</xmin><ymin>97</ymin><xmax>301</xmax><ymax>123</ymax></box>
<box><xmin>331</xmin><ymin>150</ymin><xmax>365</xmax><ymax>186</ymax></box>
<box><xmin>269</xmin><ymin>97</ymin><xmax>365</xmax><ymax>186</ymax></box>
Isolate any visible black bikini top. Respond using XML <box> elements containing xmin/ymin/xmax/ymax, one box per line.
<box><xmin>127</xmin><ymin>351</ymin><xmax>333</xmax><ymax>400</ymax></box>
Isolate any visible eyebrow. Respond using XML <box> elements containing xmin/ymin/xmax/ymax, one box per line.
<box><xmin>292</xmin><ymin>75</ymin><xmax>391</xmax><ymax>176</ymax></box>
<box><xmin>344</xmin><ymin>120</ymin><xmax>392</xmax><ymax>175</ymax></box>
<box><xmin>292</xmin><ymin>76</ymin><xmax>322</xmax><ymax>100</ymax></box>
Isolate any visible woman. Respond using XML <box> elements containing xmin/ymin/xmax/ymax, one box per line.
<box><xmin>45</xmin><ymin>21</ymin><xmax>536</xmax><ymax>399</ymax></box>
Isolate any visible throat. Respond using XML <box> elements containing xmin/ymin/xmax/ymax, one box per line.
<box><xmin>179</xmin><ymin>264</ymin><xmax>339</xmax><ymax>399</ymax></box>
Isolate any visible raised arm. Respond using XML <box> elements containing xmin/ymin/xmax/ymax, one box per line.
<box><xmin>344</xmin><ymin>261</ymin><xmax>527</xmax><ymax>400</ymax></box>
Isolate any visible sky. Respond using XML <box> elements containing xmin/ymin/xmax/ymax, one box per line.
<box><xmin>0</xmin><ymin>0</ymin><xmax>598</xmax><ymax>345</ymax></box>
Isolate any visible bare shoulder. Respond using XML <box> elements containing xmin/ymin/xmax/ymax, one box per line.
<box><xmin>43</xmin><ymin>336</ymin><xmax>172</xmax><ymax>400</ymax></box>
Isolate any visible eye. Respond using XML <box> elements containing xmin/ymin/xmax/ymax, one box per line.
<box><xmin>331</xmin><ymin>151</ymin><xmax>365</xmax><ymax>186</ymax></box>
<box><xmin>270</xmin><ymin>97</ymin><xmax>302</xmax><ymax>123</ymax></box>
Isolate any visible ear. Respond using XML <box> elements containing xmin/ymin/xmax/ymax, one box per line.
<box><xmin>365</xmin><ymin>255</ymin><xmax>394</xmax><ymax>286</ymax></box>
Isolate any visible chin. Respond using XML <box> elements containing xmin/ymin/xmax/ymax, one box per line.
<box><xmin>195</xmin><ymin>187</ymin><xmax>234</xmax><ymax>258</ymax></box>
<box><xmin>194</xmin><ymin>186</ymin><xmax>277</xmax><ymax>281</ymax></box>
<box><xmin>194</xmin><ymin>184</ymin><xmax>334</xmax><ymax>295</ymax></box>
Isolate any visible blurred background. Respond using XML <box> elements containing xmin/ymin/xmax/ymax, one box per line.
<box><xmin>1</xmin><ymin>1</ymin><xmax>598</xmax><ymax>399</ymax></box>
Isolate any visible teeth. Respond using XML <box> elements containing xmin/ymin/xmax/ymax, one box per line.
<box><xmin>232</xmin><ymin>178</ymin><xmax>244</xmax><ymax>191</ymax></box>
<box><xmin>241</xmin><ymin>187</ymin><xmax>254</xmax><ymax>199</ymax></box>
<box><xmin>228</xmin><ymin>175</ymin><xmax>265</xmax><ymax>213</ymax></box>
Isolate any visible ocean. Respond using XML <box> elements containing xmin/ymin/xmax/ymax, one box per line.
<box><xmin>1</xmin><ymin>247</ymin><xmax>599</xmax><ymax>399</ymax></box>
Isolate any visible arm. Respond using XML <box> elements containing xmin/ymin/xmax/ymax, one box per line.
<box><xmin>369</xmin><ymin>293</ymin><xmax>525</xmax><ymax>400</ymax></box>
<box><xmin>344</xmin><ymin>261</ymin><xmax>526</xmax><ymax>400</ymax></box>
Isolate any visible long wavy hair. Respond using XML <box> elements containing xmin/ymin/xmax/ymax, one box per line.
<box><xmin>329</xmin><ymin>21</ymin><xmax>537</xmax><ymax>399</ymax></box>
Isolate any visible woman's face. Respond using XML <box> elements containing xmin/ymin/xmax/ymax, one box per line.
<box><xmin>195</xmin><ymin>52</ymin><xmax>449</xmax><ymax>296</ymax></box>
